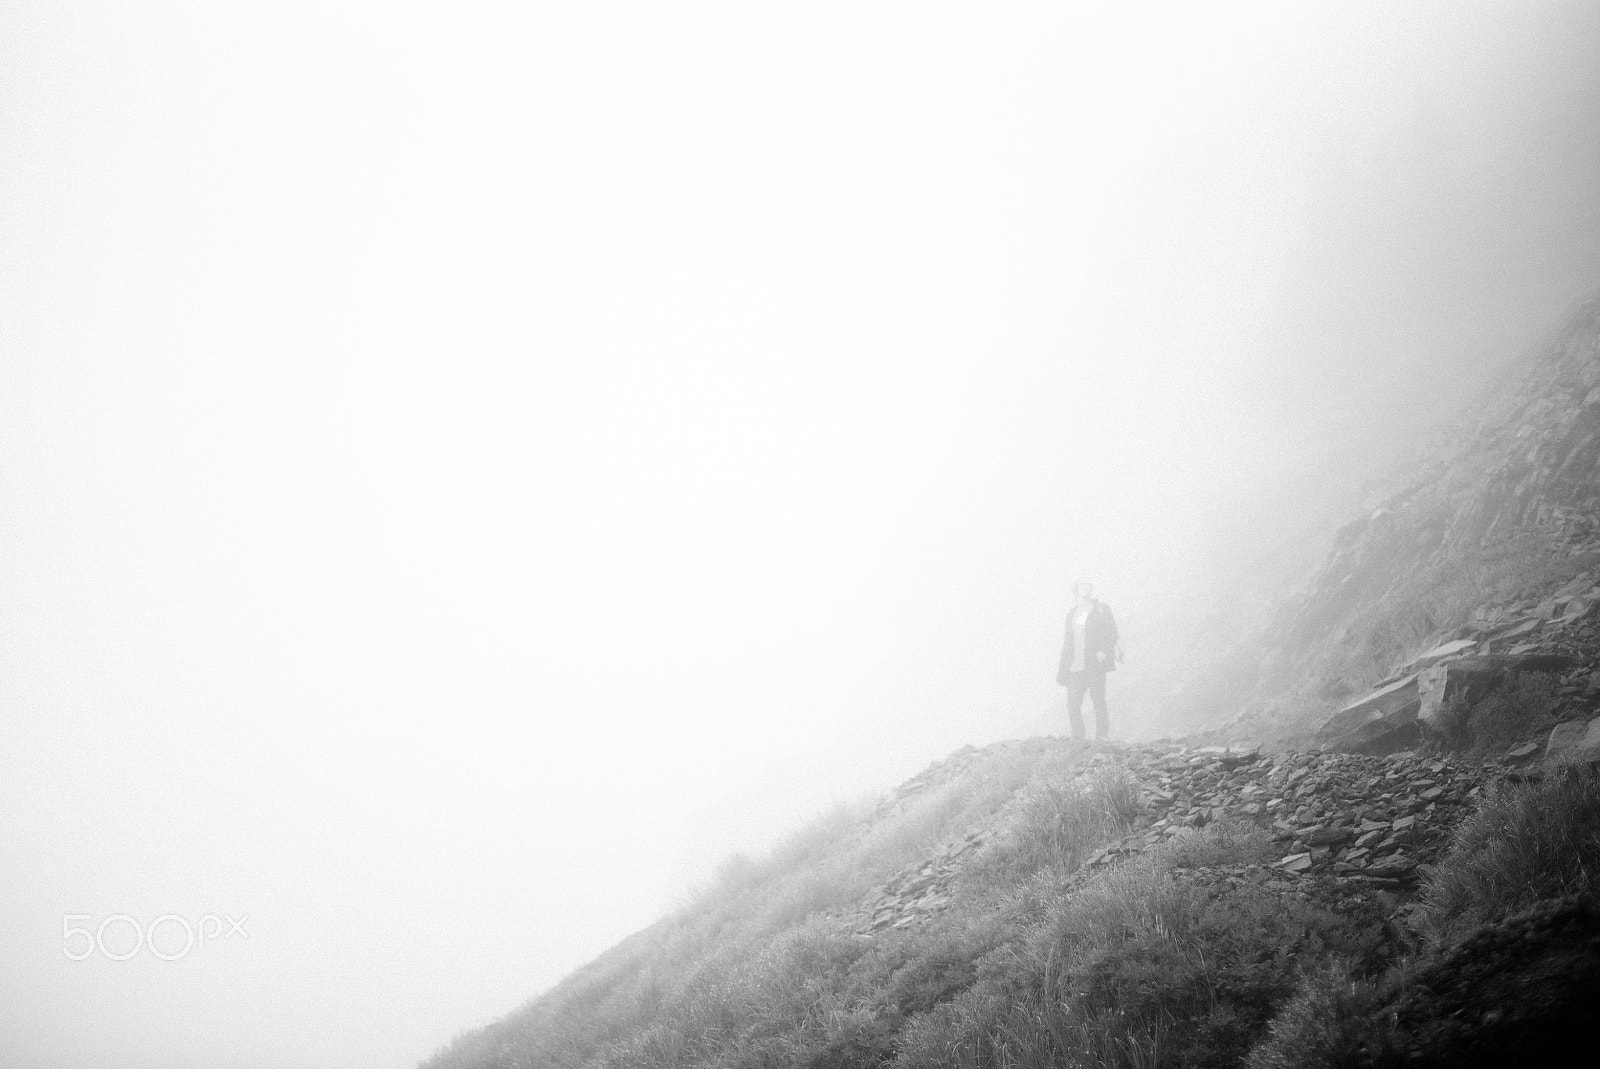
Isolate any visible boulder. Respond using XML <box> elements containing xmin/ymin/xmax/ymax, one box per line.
<box><xmin>1546</xmin><ymin>717</ymin><xmax>1600</xmax><ymax>766</ymax></box>
<box><xmin>1336</xmin><ymin>717</ymin><xmax>1423</xmax><ymax>757</ymax></box>
<box><xmin>1320</xmin><ymin>674</ymin><xmax>1421</xmax><ymax>742</ymax></box>
<box><xmin>1416</xmin><ymin>653</ymin><xmax>1578</xmax><ymax>726</ymax></box>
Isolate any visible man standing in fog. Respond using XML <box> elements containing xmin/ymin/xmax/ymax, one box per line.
<box><xmin>1056</xmin><ymin>581</ymin><xmax>1121</xmax><ymax>741</ymax></box>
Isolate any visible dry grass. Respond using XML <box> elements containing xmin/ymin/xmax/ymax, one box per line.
<box><xmin>1411</xmin><ymin>762</ymin><xmax>1600</xmax><ymax>946</ymax></box>
<box><xmin>961</xmin><ymin>764</ymin><xmax>1142</xmax><ymax>887</ymax></box>
<box><xmin>1243</xmin><ymin>959</ymin><xmax>1390</xmax><ymax>1069</ymax></box>
<box><xmin>1163</xmin><ymin>819</ymin><xmax>1278</xmax><ymax>870</ymax></box>
<box><xmin>893</xmin><ymin>822</ymin><xmax>1389</xmax><ymax>1069</ymax></box>
<box><xmin>1247</xmin><ymin>762</ymin><xmax>1600</xmax><ymax>1068</ymax></box>
<box><xmin>421</xmin><ymin>743</ymin><xmax>1087</xmax><ymax>1069</ymax></box>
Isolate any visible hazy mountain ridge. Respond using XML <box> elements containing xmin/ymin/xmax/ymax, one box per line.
<box><xmin>1301</xmin><ymin>290</ymin><xmax>1600</xmax><ymax>633</ymax></box>
<box><xmin>421</xmin><ymin>298</ymin><xmax>1600</xmax><ymax>1068</ymax></box>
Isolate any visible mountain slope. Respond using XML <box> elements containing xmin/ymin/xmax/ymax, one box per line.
<box><xmin>422</xmin><ymin>294</ymin><xmax>1600</xmax><ymax>1069</ymax></box>
<box><xmin>421</xmin><ymin>738</ymin><xmax>1600</xmax><ymax>1069</ymax></box>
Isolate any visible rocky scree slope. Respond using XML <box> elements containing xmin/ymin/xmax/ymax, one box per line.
<box><xmin>851</xmin><ymin>743</ymin><xmax>1495</xmax><ymax>935</ymax></box>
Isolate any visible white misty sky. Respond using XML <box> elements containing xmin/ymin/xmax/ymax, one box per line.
<box><xmin>2</xmin><ymin>3</ymin><xmax>1598</xmax><ymax>1068</ymax></box>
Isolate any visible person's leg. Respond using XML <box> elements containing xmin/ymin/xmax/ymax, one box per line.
<box><xmin>1089</xmin><ymin>670</ymin><xmax>1109</xmax><ymax>740</ymax></box>
<box><xmin>1066</xmin><ymin>671</ymin><xmax>1087</xmax><ymax>740</ymax></box>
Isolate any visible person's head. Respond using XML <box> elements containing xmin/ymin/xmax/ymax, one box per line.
<box><xmin>1073</xmin><ymin>581</ymin><xmax>1095</xmax><ymax>606</ymax></box>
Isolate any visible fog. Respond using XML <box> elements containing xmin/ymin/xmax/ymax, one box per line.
<box><xmin>3</xmin><ymin>3</ymin><xmax>1598</xmax><ymax>1067</ymax></box>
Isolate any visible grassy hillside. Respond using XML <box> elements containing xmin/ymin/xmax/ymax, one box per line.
<box><xmin>421</xmin><ymin>739</ymin><xmax>1600</xmax><ymax>1069</ymax></box>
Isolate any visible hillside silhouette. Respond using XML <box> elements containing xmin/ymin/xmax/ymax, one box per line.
<box><xmin>422</xmin><ymin>295</ymin><xmax>1600</xmax><ymax>1069</ymax></box>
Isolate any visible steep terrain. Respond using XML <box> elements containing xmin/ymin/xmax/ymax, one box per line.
<box><xmin>422</xmin><ymin>295</ymin><xmax>1600</xmax><ymax>1069</ymax></box>
<box><xmin>422</xmin><ymin>738</ymin><xmax>1599</xmax><ymax>1069</ymax></box>
<box><xmin>1177</xmin><ymin>292</ymin><xmax>1600</xmax><ymax>749</ymax></box>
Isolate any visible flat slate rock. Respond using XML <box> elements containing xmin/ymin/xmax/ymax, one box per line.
<box><xmin>1399</xmin><ymin>638</ymin><xmax>1479</xmax><ymax>675</ymax></box>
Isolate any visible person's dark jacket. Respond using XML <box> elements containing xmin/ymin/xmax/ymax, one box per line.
<box><xmin>1056</xmin><ymin>601</ymin><xmax>1119</xmax><ymax>684</ymax></box>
